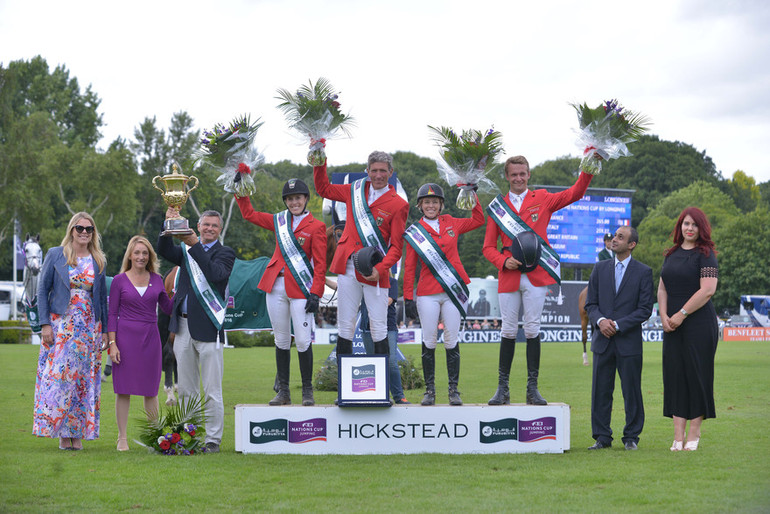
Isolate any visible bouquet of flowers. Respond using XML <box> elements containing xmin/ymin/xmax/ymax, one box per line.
<box><xmin>428</xmin><ymin>126</ymin><xmax>504</xmax><ymax>210</ymax></box>
<box><xmin>137</xmin><ymin>395</ymin><xmax>206</xmax><ymax>455</ymax></box>
<box><xmin>197</xmin><ymin>114</ymin><xmax>265</xmax><ymax>197</ymax></box>
<box><xmin>572</xmin><ymin>99</ymin><xmax>651</xmax><ymax>174</ymax></box>
<box><xmin>276</xmin><ymin>78</ymin><xmax>354</xmax><ymax>166</ymax></box>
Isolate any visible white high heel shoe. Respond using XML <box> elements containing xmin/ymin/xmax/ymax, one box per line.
<box><xmin>684</xmin><ymin>438</ymin><xmax>700</xmax><ymax>451</ymax></box>
<box><xmin>670</xmin><ymin>440</ymin><xmax>683</xmax><ymax>451</ymax></box>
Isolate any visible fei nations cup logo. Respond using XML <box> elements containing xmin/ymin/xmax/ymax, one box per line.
<box><xmin>351</xmin><ymin>364</ymin><xmax>377</xmax><ymax>392</ymax></box>
<box><xmin>250</xmin><ymin>418</ymin><xmax>327</xmax><ymax>444</ymax></box>
<box><xmin>479</xmin><ymin>417</ymin><xmax>556</xmax><ymax>444</ymax></box>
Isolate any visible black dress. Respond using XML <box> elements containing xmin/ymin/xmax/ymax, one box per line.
<box><xmin>661</xmin><ymin>247</ymin><xmax>719</xmax><ymax>419</ymax></box>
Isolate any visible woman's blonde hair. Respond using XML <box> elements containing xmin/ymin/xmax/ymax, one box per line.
<box><xmin>120</xmin><ymin>235</ymin><xmax>159</xmax><ymax>274</ymax></box>
<box><xmin>60</xmin><ymin>212</ymin><xmax>106</xmax><ymax>273</ymax></box>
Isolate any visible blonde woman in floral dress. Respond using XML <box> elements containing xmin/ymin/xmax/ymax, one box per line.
<box><xmin>34</xmin><ymin>212</ymin><xmax>109</xmax><ymax>450</ymax></box>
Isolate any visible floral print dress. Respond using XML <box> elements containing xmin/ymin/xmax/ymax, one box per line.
<box><xmin>33</xmin><ymin>256</ymin><xmax>102</xmax><ymax>439</ymax></box>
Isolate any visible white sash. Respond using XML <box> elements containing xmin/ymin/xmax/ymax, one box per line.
<box><xmin>274</xmin><ymin>210</ymin><xmax>314</xmax><ymax>298</ymax></box>
<box><xmin>487</xmin><ymin>195</ymin><xmax>561</xmax><ymax>283</ymax></box>
<box><xmin>404</xmin><ymin>222</ymin><xmax>469</xmax><ymax>317</ymax></box>
<box><xmin>181</xmin><ymin>243</ymin><xmax>226</xmax><ymax>330</ymax></box>
<box><xmin>351</xmin><ymin>178</ymin><xmax>387</xmax><ymax>255</ymax></box>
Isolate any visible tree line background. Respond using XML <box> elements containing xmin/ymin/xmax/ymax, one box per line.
<box><xmin>2</xmin><ymin>56</ymin><xmax>769</xmax><ymax>315</ymax></box>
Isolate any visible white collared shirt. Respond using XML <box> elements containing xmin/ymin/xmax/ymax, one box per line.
<box><xmin>423</xmin><ymin>217</ymin><xmax>440</xmax><ymax>233</ymax></box>
<box><xmin>508</xmin><ymin>191</ymin><xmax>526</xmax><ymax>210</ymax></box>
<box><xmin>292</xmin><ymin>212</ymin><xmax>309</xmax><ymax>231</ymax></box>
<box><xmin>368</xmin><ymin>184</ymin><xmax>388</xmax><ymax>205</ymax></box>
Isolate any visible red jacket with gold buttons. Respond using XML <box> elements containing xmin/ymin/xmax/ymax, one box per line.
<box><xmin>404</xmin><ymin>201</ymin><xmax>485</xmax><ymax>300</ymax></box>
<box><xmin>236</xmin><ymin>196</ymin><xmax>327</xmax><ymax>299</ymax></box>
<box><xmin>482</xmin><ymin>172</ymin><xmax>592</xmax><ymax>293</ymax></box>
<box><xmin>313</xmin><ymin>163</ymin><xmax>409</xmax><ymax>288</ymax></box>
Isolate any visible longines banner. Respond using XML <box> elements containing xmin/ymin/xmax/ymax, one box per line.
<box><xmin>234</xmin><ymin>404</ymin><xmax>571</xmax><ymax>454</ymax></box>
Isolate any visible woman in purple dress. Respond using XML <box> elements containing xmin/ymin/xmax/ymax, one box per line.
<box><xmin>108</xmin><ymin>236</ymin><xmax>173</xmax><ymax>451</ymax></box>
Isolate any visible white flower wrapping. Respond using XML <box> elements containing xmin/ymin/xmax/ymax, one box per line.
<box><xmin>435</xmin><ymin>156</ymin><xmax>500</xmax><ymax>210</ymax></box>
<box><xmin>573</xmin><ymin>119</ymin><xmax>632</xmax><ymax>175</ymax></box>
<box><xmin>214</xmin><ymin>145</ymin><xmax>265</xmax><ymax>197</ymax></box>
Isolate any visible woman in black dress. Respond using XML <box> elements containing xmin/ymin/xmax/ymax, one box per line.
<box><xmin>658</xmin><ymin>207</ymin><xmax>718</xmax><ymax>451</ymax></box>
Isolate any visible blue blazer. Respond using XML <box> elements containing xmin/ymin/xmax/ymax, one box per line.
<box><xmin>157</xmin><ymin>234</ymin><xmax>236</xmax><ymax>342</ymax></box>
<box><xmin>585</xmin><ymin>257</ymin><xmax>653</xmax><ymax>357</ymax></box>
<box><xmin>37</xmin><ymin>246</ymin><xmax>109</xmax><ymax>331</ymax></box>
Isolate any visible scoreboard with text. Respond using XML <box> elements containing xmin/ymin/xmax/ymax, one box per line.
<box><xmin>536</xmin><ymin>186</ymin><xmax>634</xmax><ymax>266</ymax></box>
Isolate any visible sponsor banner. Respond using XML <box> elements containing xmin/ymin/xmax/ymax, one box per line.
<box><xmin>723</xmin><ymin>327</ymin><xmax>770</xmax><ymax>341</ymax></box>
<box><xmin>235</xmin><ymin>404</ymin><xmax>570</xmax><ymax>454</ymax></box>
<box><xmin>317</xmin><ymin>327</ymin><xmax>664</xmax><ymax>344</ymax></box>
<box><xmin>249</xmin><ymin>418</ymin><xmax>328</xmax><ymax>444</ymax></box>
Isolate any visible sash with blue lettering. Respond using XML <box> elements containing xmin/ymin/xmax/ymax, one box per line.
<box><xmin>404</xmin><ymin>222</ymin><xmax>469</xmax><ymax>317</ymax></box>
<box><xmin>274</xmin><ymin>210</ymin><xmax>314</xmax><ymax>299</ymax></box>
<box><xmin>486</xmin><ymin>195</ymin><xmax>561</xmax><ymax>283</ymax></box>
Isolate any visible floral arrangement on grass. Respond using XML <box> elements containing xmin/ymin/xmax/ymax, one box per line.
<box><xmin>572</xmin><ymin>99</ymin><xmax>651</xmax><ymax>174</ymax></box>
<box><xmin>137</xmin><ymin>395</ymin><xmax>206</xmax><ymax>455</ymax></box>
<box><xmin>197</xmin><ymin>114</ymin><xmax>265</xmax><ymax>197</ymax></box>
<box><xmin>428</xmin><ymin>125</ymin><xmax>504</xmax><ymax>210</ymax></box>
<box><xmin>276</xmin><ymin>78</ymin><xmax>354</xmax><ymax>166</ymax></box>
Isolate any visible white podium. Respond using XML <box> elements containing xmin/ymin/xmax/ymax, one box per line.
<box><xmin>235</xmin><ymin>403</ymin><xmax>570</xmax><ymax>455</ymax></box>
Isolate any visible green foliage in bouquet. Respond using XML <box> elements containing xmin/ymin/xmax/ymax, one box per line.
<box><xmin>572</xmin><ymin>99</ymin><xmax>650</xmax><ymax>144</ymax></box>
<box><xmin>198</xmin><ymin>114</ymin><xmax>263</xmax><ymax>167</ymax></box>
<box><xmin>137</xmin><ymin>395</ymin><xmax>206</xmax><ymax>455</ymax></box>
<box><xmin>428</xmin><ymin>126</ymin><xmax>504</xmax><ymax>172</ymax></box>
<box><xmin>276</xmin><ymin>78</ymin><xmax>354</xmax><ymax>165</ymax></box>
<box><xmin>275</xmin><ymin>78</ymin><xmax>354</xmax><ymax>138</ymax></box>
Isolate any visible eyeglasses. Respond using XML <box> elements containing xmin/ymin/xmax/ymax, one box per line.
<box><xmin>74</xmin><ymin>225</ymin><xmax>95</xmax><ymax>234</ymax></box>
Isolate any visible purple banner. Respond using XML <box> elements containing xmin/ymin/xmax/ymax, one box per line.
<box><xmin>288</xmin><ymin>418</ymin><xmax>327</xmax><ymax>443</ymax></box>
<box><xmin>518</xmin><ymin>417</ymin><xmax>557</xmax><ymax>442</ymax></box>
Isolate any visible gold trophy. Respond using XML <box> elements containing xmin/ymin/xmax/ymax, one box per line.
<box><xmin>153</xmin><ymin>162</ymin><xmax>199</xmax><ymax>236</ymax></box>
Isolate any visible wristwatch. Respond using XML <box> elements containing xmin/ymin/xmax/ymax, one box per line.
<box><xmin>679</xmin><ymin>309</ymin><xmax>688</xmax><ymax>317</ymax></box>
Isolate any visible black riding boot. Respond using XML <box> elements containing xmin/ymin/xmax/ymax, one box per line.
<box><xmin>298</xmin><ymin>346</ymin><xmax>315</xmax><ymax>406</ymax></box>
<box><xmin>421</xmin><ymin>343</ymin><xmax>436</xmax><ymax>406</ymax></box>
<box><xmin>269</xmin><ymin>347</ymin><xmax>291</xmax><ymax>405</ymax></box>
<box><xmin>526</xmin><ymin>336</ymin><xmax>547</xmax><ymax>405</ymax></box>
<box><xmin>336</xmin><ymin>336</ymin><xmax>353</xmax><ymax>356</ymax></box>
<box><xmin>446</xmin><ymin>345</ymin><xmax>462</xmax><ymax>406</ymax></box>
<box><xmin>373</xmin><ymin>338</ymin><xmax>389</xmax><ymax>355</ymax></box>
<box><xmin>488</xmin><ymin>336</ymin><xmax>516</xmax><ymax>405</ymax></box>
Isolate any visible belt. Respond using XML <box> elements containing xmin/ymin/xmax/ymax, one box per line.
<box><xmin>180</xmin><ymin>313</ymin><xmax>188</xmax><ymax>318</ymax></box>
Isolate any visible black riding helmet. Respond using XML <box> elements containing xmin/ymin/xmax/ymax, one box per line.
<box><xmin>282</xmin><ymin>178</ymin><xmax>310</xmax><ymax>200</ymax></box>
<box><xmin>416</xmin><ymin>183</ymin><xmax>444</xmax><ymax>202</ymax></box>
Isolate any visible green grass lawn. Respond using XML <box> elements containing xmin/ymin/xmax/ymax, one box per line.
<box><xmin>1</xmin><ymin>341</ymin><xmax>768</xmax><ymax>512</ymax></box>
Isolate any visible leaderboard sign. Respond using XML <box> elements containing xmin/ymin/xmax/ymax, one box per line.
<box><xmin>537</xmin><ymin>186</ymin><xmax>634</xmax><ymax>265</ymax></box>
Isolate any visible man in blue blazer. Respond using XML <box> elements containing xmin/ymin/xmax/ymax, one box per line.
<box><xmin>585</xmin><ymin>226</ymin><xmax>653</xmax><ymax>450</ymax></box>
<box><xmin>158</xmin><ymin>209</ymin><xmax>235</xmax><ymax>453</ymax></box>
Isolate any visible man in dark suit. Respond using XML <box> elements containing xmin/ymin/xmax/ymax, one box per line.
<box><xmin>158</xmin><ymin>209</ymin><xmax>235</xmax><ymax>453</ymax></box>
<box><xmin>585</xmin><ymin>226</ymin><xmax>653</xmax><ymax>450</ymax></box>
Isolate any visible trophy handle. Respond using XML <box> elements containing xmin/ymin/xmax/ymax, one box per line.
<box><xmin>187</xmin><ymin>175</ymin><xmax>199</xmax><ymax>194</ymax></box>
<box><xmin>152</xmin><ymin>175</ymin><xmax>165</xmax><ymax>193</ymax></box>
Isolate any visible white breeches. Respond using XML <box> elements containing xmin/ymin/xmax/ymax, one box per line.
<box><xmin>417</xmin><ymin>292</ymin><xmax>465</xmax><ymax>349</ymax></box>
<box><xmin>266</xmin><ymin>277</ymin><xmax>313</xmax><ymax>352</ymax></box>
<box><xmin>498</xmin><ymin>274</ymin><xmax>547</xmax><ymax>339</ymax></box>
<box><xmin>336</xmin><ymin>259</ymin><xmax>388</xmax><ymax>341</ymax></box>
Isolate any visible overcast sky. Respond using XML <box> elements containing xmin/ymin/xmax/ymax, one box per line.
<box><xmin>2</xmin><ymin>0</ymin><xmax>769</xmax><ymax>184</ymax></box>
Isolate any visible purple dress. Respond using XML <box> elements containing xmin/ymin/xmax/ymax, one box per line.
<box><xmin>107</xmin><ymin>273</ymin><xmax>173</xmax><ymax>396</ymax></box>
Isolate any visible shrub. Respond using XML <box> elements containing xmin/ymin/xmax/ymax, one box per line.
<box><xmin>314</xmin><ymin>358</ymin><xmax>338</xmax><ymax>391</ymax></box>
<box><xmin>0</xmin><ymin>321</ymin><xmax>28</xmax><ymax>344</ymax></box>
<box><xmin>398</xmin><ymin>354</ymin><xmax>424</xmax><ymax>390</ymax></box>
<box><xmin>225</xmin><ymin>331</ymin><xmax>275</xmax><ymax>348</ymax></box>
